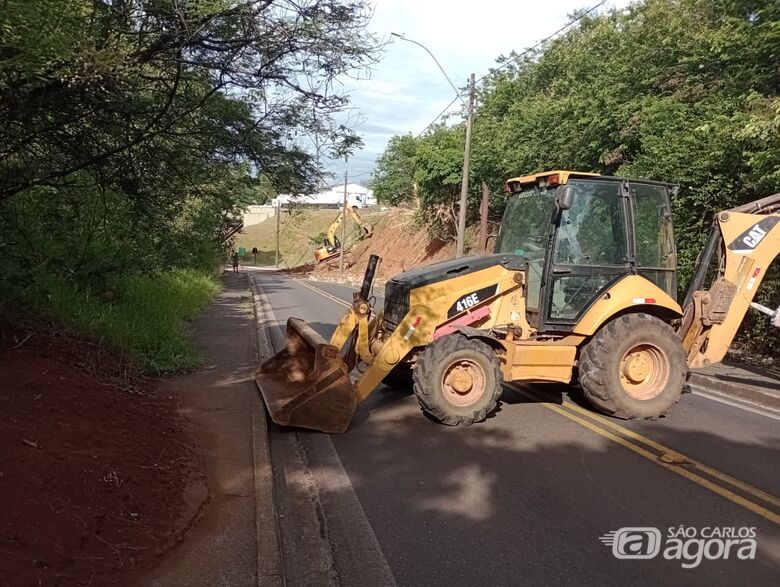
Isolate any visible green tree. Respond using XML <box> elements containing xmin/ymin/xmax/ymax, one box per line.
<box><xmin>372</xmin><ymin>134</ymin><xmax>419</xmax><ymax>205</ymax></box>
<box><xmin>0</xmin><ymin>0</ymin><xmax>379</xmax><ymax>295</ymax></box>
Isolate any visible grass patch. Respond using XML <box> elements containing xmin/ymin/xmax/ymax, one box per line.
<box><xmin>19</xmin><ymin>269</ymin><xmax>220</xmax><ymax>373</ymax></box>
<box><xmin>237</xmin><ymin>208</ymin><xmax>385</xmax><ymax>267</ymax></box>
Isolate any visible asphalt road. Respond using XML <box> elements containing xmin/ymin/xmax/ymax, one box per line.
<box><xmin>252</xmin><ymin>270</ymin><xmax>780</xmax><ymax>586</ymax></box>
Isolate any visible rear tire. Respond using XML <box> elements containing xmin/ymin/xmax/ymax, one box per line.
<box><xmin>579</xmin><ymin>313</ymin><xmax>686</xmax><ymax>419</ymax></box>
<box><xmin>413</xmin><ymin>335</ymin><xmax>502</xmax><ymax>426</ymax></box>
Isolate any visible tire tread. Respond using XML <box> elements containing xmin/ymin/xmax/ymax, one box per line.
<box><xmin>579</xmin><ymin>313</ymin><xmax>686</xmax><ymax>419</ymax></box>
<box><xmin>413</xmin><ymin>335</ymin><xmax>502</xmax><ymax>426</ymax></box>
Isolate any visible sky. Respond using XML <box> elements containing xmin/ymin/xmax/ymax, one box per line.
<box><xmin>320</xmin><ymin>0</ymin><xmax>633</xmax><ymax>185</ymax></box>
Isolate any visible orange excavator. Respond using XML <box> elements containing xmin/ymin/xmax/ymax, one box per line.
<box><xmin>313</xmin><ymin>206</ymin><xmax>373</xmax><ymax>263</ymax></box>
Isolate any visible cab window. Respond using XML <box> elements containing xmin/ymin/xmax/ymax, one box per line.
<box><xmin>549</xmin><ymin>181</ymin><xmax>628</xmax><ymax>322</ymax></box>
<box><xmin>554</xmin><ymin>181</ymin><xmax>627</xmax><ymax>266</ymax></box>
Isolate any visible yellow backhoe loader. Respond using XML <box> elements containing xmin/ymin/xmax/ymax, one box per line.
<box><xmin>257</xmin><ymin>171</ymin><xmax>780</xmax><ymax>433</ymax></box>
<box><xmin>313</xmin><ymin>206</ymin><xmax>373</xmax><ymax>263</ymax></box>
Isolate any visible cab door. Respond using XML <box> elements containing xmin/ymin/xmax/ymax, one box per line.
<box><xmin>628</xmin><ymin>182</ymin><xmax>677</xmax><ymax>298</ymax></box>
<box><xmin>539</xmin><ymin>179</ymin><xmax>633</xmax><ymax>330</ymax></box>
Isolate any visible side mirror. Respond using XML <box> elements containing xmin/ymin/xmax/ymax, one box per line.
<box><xmin>556</xmin><ymin>185</ymin><xmax>574</xmax><ymax>210</ymax></box>
<box><xmin>484</xmin><ymin>233</ymin><xmax>498</xmax><ymax>252</ymax></box>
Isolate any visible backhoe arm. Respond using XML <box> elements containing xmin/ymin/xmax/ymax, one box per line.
<box><xmin>346</xmin><ymin>206</ymin><xmax>373</xmax><ymax>238</ymax></box>
<box><xmin>324</xmin><ymin>212</ymin><xmax>343</xmax><ymax>248</ymax></box>
<box><xmin>680</xmin><ymin>194</ymin><xmax>780</xmax><ymax>368</ymax></box>
<box><xmin>323</xmin><ymin>206</ymin><xmax>373</xmax><ymax>248</ymax></box>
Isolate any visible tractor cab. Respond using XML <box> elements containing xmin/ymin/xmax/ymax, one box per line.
<box><xmin>497</xmin><ymin>171</ymin><xmax>676</xmax><ymax>331</ymax></box>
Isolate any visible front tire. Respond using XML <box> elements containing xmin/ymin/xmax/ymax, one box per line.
<box><xmin>579</xmin><ymin>313</ymin><xmax>686</xmax><ymax>419</ymax></box>
<box><xmin>413</xmin><ymin>335</ymin><xmax>502</xmax><ymax>425</ymax></box>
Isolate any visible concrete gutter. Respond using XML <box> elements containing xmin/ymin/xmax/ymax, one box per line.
<box><xmin>248</xmin><ymin>271</ymin><xmax>397</xmax><ymax>587</ymax></box>
<box><xmin>249</xmin><ymin>276</ymin><xmax>285</xmax><ymax>587</ymax></box>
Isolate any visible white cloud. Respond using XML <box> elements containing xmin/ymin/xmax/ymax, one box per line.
<box><xmin>324</xmin><ymin>0</ymin><xmax>634</xmax><ymax>181</ymax></box>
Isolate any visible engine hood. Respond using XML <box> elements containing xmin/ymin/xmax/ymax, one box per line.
<box><xmin>382</xmin><ymin>254</ymin><xmax>526</xmax><ymax>330</ymax></box>
<box><xmin>387</xmin><ymin>254</ymin><xmax>526</xmax><ymax>289</ymax></box>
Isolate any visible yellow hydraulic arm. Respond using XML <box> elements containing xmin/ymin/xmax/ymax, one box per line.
<box><xmin>324</xmin><ymin>206</ymin><xmax>372</xmax><ymax>248</ymax></box>
<box><xmin>324</xmin><ymin>212</ymin><xmax>343</xmax><ymax>248</ymax></box>
<box><xmin>680</xmin><ymin>193</ymin><xmax>780</xmax><ymax>368</ymax></box>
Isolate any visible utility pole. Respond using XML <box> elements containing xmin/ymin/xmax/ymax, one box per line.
<box><xmin>339</xmin><ymin>168</ymin><xmax>348</xmax><ymax>276</ymax></box>
<box><xmin>479</xmin><ymin>181</ymin><xmax>490</xmax><ymax>252</ymax></box>
<box><xmin>274</xmin><ymin>198</ymin><xmax>281</xmax><ymax>268</ymax></box>
<box><xmin>456</xmin><ymin>73</ymin><xmax>476</xmax><ymax>258</ymax></box>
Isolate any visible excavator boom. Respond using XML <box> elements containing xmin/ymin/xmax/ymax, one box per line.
<box><xmin>314</xmin><ymin>206</ymin><xmax>373</xmax><ymax>263</ymax></box>
<box><xmin>680</xmin><ymin>193</ymin><xmax>780</xmax><ymax>368</ymax></box>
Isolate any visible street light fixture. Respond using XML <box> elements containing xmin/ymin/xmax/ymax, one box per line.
<box><xmin>390</xmin><ymin>33</ymin><xmax>475</xmax><ymax>258</ymax></box>
<box><xmin>390</xmin><ymin>33</ymin><xmax>466</xmax><ymax>106</ymax></box>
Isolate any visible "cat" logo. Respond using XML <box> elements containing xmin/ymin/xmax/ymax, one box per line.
<box><xmin>728</xmin><ymin>217</ymin><xmax>778</xmax><ymax>255</ymax></box>
<box><xmin>741</xmin><ymin>225</ymin><xmax>767</xmax><ymax>249</ymax></box>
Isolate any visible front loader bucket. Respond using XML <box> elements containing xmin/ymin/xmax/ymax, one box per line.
<box><xmin>255</xmin><ymin>317</ymin><xmax>356</xmax><ymax>433</ymax></box>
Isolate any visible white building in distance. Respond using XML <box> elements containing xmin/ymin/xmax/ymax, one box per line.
<box><xmin>271</xmin><ymin>183</ymin><xmax>376</xmax><ymax>209</ymax></box>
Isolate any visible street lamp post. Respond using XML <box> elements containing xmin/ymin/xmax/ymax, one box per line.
<box><xmin>391</xmin><ymin>33</ymin><xmax>474</xmax><ymax>258</ymax></box>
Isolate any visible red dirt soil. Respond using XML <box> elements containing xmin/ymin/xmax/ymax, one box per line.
<box><xmin>0</xmin><ymin>327</ymin><xmax>205</xmax><ymax>586</ymax></box>
<box><xmin>288</xmin><ymin>210</ymin><xmax>480</xmax><ymax>285</ymax></box>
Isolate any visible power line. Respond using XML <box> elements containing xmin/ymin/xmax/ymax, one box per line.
<box><xmin>416</xmin><ymin>94</ymin><xmax>462</xmax><ymax>137</ymax></box>
<box><xmin>348</xmin><ymin>169</ymin><xmax>373</xmax><ymax>179</ymax></box>
<box><xmin>412</xmin><ymin>0</ymin><xmax>609</xmax><ymax>136</ymax></box>
<box><xmin>474</xmin><ymin>0</ymin><xmax>608</xmax><ymax>85</ymax></box>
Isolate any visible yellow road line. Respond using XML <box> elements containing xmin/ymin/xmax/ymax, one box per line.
<box><xmin>512</xmin><ymin>385</ymin><xmax>780</xmax><ymax>526</ymax></box>
<box><xmin>539</xmin><ymin>400</ymin><xmax>780</xmax><ymax>525</ymax></box>
<box><xmin>518</xmin><ymin>383</ymin><xmax>780</xmax><ymax>509</ymax></box>
<box><xmin>296</xmin><ymin>277</ymin><xmax>780</xmax><ymax>525</ymax></box>
<box><xmin>558</xmin><ymin>394</ymin><xmax>780</xmax><ymax>510</ymax></box>
<box><xmin>294</xmin><ymin>278</ymin><xmax>351</xmax><ymax>309</ymax></box>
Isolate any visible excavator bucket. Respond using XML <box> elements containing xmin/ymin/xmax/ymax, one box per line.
<box><xmin>255</xmin><ymin>317</ymin><xmax>356</xmax><ymax>433</ymax></box>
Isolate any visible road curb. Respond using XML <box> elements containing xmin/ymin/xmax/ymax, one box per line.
<box><xmin>248</xmin><ymin>272</ymin><xmax>397</xmax><ymax>586</ymax></box>
<box><xmin>249</xmin><ymin>276</ymin><xmax>285</xmax><ymax>587</ymax></box>
<box><xmin>687</xmin><ymin>371</ymin><xmax>780</xmax><ymax>411</ymax></box>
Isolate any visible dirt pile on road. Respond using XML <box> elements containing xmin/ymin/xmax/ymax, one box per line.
<box><xmin>0</xmin><ymin>326</ymin><xmax>205</xmax><ymax>586</ymax></box>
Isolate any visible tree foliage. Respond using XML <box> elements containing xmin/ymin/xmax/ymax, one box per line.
<box><xmin>372</xmin><ymin>0</ymin><xmax>779</xmax><ymax>357</ymax></box>
<box><xmin>372</xmin><ymin>134</ymin><xmax>418</xmax><ymax>206</ymax></box>
<box><xmin>0</xmin><ymin>0</ymin><xmax>377</xmax><ymax>300</ymax></box>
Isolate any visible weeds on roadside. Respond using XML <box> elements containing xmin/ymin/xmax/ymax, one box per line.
<box><xmin>13</xmin><ymin>269</ymin><xmax>220</xmax><ymax>373</ymax></box>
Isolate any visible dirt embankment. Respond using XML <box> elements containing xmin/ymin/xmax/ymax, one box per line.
<box><xmin>289</xmin><ymin>208</ymin><xmax>478</xmax><ymax>285</ymax></box>
<box><xmin>0</xmin><ymin>327</ymin><xmax>205</xmax><ymax>586</ymax></box>
<box><xmin>236</xmin><ymin>207</ymin><xmax>387</xmax><ymax>268</ymax></box>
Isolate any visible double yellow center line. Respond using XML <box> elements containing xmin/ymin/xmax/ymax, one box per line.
<box><xmin>512</xmin><ymin>385</ymin><xmax>780</xmax><ymax>525</ymax></box>
<box><xmin>294</xmin><ymin>278</ymin><xmax>352</xmax><ymax>309</ymax></box>
<box><xmin>294</xmin><ymin>277</ymin><xmax>780</xmax><ymax>526</ymax></box>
